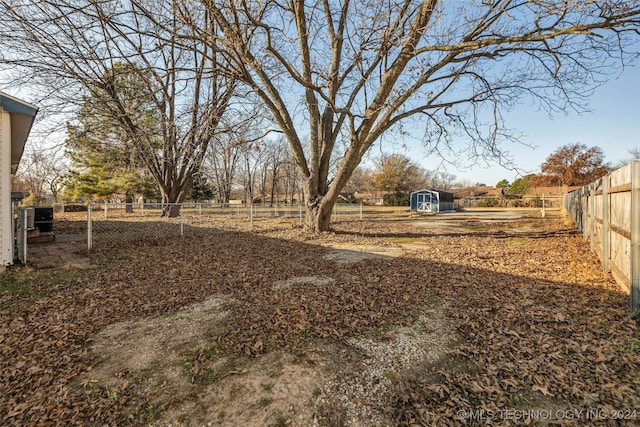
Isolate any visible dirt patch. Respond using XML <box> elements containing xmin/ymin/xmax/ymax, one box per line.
<box><xmin>156</xmin><ymin>351</ymin><xmax>327</xmax><ymax>427</ymax></box>
<box><xmin>85</xmin><ymin>296</ymin><xmax>229</xmax><ymax>385</ymax></box>
<box><xmin>81</xmin><ymin>296</ymin><xmax>453</xmax><ymax>427</ymax></box>
<box><xmin>83</xmin><ymin>296</ymin><xmax>328</xmax><ymax>426</ymax></box>
<box><xmin>313</xmin><ymin>307</ymin><xmax>453</xmax><ymax>426</ymax></box>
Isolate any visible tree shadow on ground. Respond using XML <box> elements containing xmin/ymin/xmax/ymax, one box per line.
<box><xmin>1</xmin><ymin>221</ymin><xmax>638</xmax><ymax>426</ymax></box>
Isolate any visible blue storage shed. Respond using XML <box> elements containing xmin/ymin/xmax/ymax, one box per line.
<box><xmin>410</xmin><ymin>189</ymin><xmax>455</xmax><ymax>213</ymax></box>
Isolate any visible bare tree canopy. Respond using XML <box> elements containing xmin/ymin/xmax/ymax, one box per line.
<box><xmin>615</xmin><ymin>147</ymin><xmax>640</xmax><ymax>167</ymax></box>
<box><xmin>198</xmin><ymin>0</ymin><xmax>640</xmax><ymax>230</ymax></box>
<box><xmin>0</xmin><ymin>0</ymin><xmax>236</xmax><ymax>215</ymax></box>
<box><xmin>16</xmin><ymin>145</ymin><xmax>67</xmax><ymax>205</ymax></box>
<box><xmin>2</xmin><ymin>0</ymin><xmax>639</xmax><ymax>228</ymax></box>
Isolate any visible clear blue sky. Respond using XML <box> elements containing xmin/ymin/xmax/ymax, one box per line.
<box><xmin>407</xmin><ymin>64</ymin><xmax>640</xmax><ymax>187</ymax></box>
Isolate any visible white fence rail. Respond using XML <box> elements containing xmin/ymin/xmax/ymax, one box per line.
<box><xmin>564</xmin><ymin>161</ymin><xmax>640</xmax><ymax>318</ymax></box>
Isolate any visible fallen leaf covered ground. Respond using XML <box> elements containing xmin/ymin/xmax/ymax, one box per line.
<box><xmin>1</xmin><ymin>209</ymin><xmax>639</xmax><ymax>426</ymax></box>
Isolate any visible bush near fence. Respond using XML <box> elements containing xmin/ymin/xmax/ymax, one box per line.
<box><xmin>63</xmin><ymin>204</ymin><xmax>88</xmax><ymax>212</ymax></box>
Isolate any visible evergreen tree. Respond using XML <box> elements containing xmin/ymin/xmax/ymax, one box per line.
<box><xmin>64</xmin><ymin>64</ymin><xmax>159</xmax><ymax>206</ymax></box>
<box><xmin>188</xmin><ymin>174</ymin><xmax>215</xmax><ymax>202</ymax></box>
<box><xmin>508</xmin><ymin>175</ymin><xmax>535</xmax><ymax>195</ymax></box>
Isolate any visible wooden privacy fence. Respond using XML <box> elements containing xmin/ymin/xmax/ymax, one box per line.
<box><xmin>564</xmin><ymin>161</ymin><xmax>640</xmax><ymax>319</ymax></box>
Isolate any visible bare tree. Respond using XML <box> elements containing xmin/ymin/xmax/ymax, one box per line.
<box><xmin>194</xmin><ymin>0</ymin><xmax>640</xmax><ymax>231</ymax></box>
<box><xmin>240</xmin><ymin>140</ymin><xmax>269</xmax><ymax>204</ymax></box>
<box><xmin>17</xmin><ymin>146</ymin><xmax>67</xmax><ymax>205</ymax></box>
<box><xmin>0</xmin><ymin>0</ymin><xmax>236</xmax><ymax>216</ymax></box>
<box><xmin>424</xmin><ymin>170</ymin><xmax>457</xmax><ymax>191</ymax></box>
<box><xmin>206</xmin><ymin>134</ymin><xmax>245</xmax><ymax>203</ymax></box>
<box><xmin>281</xmin><ymin>149</ymin><xmax>303</xmax><ymax>205</ymax></box>
<box><xmin>257</xmin><ymin>151</ymin><xmax>270</xmax><ymax>204</ymax></box>
<box><xmin>265</xmin><ymin>138</ymin><xmax>288</xmax><ymax>205</ymax></box>
<box><xmin>615</xmin><ymin>147</ymin><xmax>640</xmax><ymax>168</ymax></box>
<box><xmin>343</xmin><ymin>166</ymin><xmax>372</xmax><ymax>195</ymax></box>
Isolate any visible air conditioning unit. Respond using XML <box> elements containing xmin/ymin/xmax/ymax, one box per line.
<box><xmin>24</xmin><ymin>208</ymin><xmax>35</xmax><ymax>230</ymax></box>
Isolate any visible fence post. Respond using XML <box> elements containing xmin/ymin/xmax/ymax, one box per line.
<box><xmin>602</xmin><ymin>176</ymin><xmax>610</xmax><ymax>273</ymax></box>
<box><xmin>104</xmin><ymin>203</ymin><xmax>107</xmax><ymax>219</ymax></box>
<box><xmin>582</xmin><ymin>188</ymin><xmax>588</xmax><ymax>240</ymax></box>
<box><xmin>87</xmin><ymin>203</ymin><xmax>93</xmax><ymax>251</ymax></box>
<box><xmin>180</xmin><ymin>204</ymin><xmax>184</xmax><ymax>237</ymax></box>
<box><xmin>631</xmin><ymin>161</ymin><xmax>640</xmax><ymax>317</ymax></box>
<box><xmin>21</xmin><ymin>208</ymin><xmax>28</xmax><ymax>265</ymax></box>
<box><xmin>360</xmin><ymin>202</ymin><xmax>363</xmax><ymax>221</ymax></box>
<box><xmin>584</xmin><ymin>188</ymin><xmax>588</xmax><ymax>238</ymax></box>
<box><xmin>589</xmin><ymin>183</ymin><xmax>595</xmax><ymax>253</ymax></box>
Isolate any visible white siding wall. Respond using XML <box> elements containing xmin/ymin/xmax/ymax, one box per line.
<box><xmin>0</xmin><ymin>107</ymin><xmax>13</xmax><ymax>266</ymax></box>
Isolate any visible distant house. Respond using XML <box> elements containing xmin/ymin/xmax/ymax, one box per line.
<box><xmin>521</xmin><ymin>185</ymin><xmax>580</xmax><ymax>208</ymax></box>
<box><xmin>448</xmin><ymin>185</ymin><xmax>497</xmax><ymax>208</ymax></box>
<box><xmin>410</xmin><ymin>189</ymin><xmax>455</xmax><ymax>213</ymax></box>
<box><xmin>1</xmin><ymin>91</ymin><xmax>38</xmax><ymax>269</ymax></box>
<box><xmin>354</xmin><ymin>191</ymin><xmax>395</xmax><ymax>206</ymax></box>
<box><xmin>524</xmin><ymin>185</ymin><xmax>579</xmax><ymax>197</ymax></box>
<box><xmin>451</xmin><ymin>184</ymin><xmax>580</xmax><ymax>208</ymax></box>
<box><xmin>338</xmin><ymin>192</ymin><xmax>355</xmax><ymax>202</ymax></box>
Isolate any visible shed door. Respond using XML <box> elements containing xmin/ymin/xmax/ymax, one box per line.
<box><xmin>417</xmin><ymin>193</ymin><xmax>432</xmax><ymax>212</ymax></box>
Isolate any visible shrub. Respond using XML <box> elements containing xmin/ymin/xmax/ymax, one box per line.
<box><xmin>384</xmin><ymin>195</ymin><xmax>409</xmax><ymax>206</ymax></box>
<box><xmin>479</xmin><ymin>198</ymin><xmax>499</xmax><ymax>208</ymax></box>
<box><xmin>64</xmin><ymin>204</ymin><xmax>88</xmax><ymax>212</ymax></box>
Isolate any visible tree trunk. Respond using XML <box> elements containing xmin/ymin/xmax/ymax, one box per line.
<box><xmin>125</xmin><ymin>191</ymin><xmax>134</xmax><ymax>213</ymax></box>
<box><xmin>162</xmin><ymin>203</ymin><xmax>182</xmax><ymax>218</ymax></box>
<box><xmin>304</xmin><ymin>198</ymin><xmax>335</xmax><ymax>232</ymax></box>
<box><xmin>161</xmin><ymin>188</ymin><xmax>185</xmax><ymax>218</ymax></box>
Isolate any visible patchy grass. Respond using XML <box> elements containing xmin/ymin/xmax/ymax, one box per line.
<box><xmin>193</xmin><ymin>367</ymin><xmax>219</xmax><ymax>386</ymax></box>
<box><xmin>0</xmin><ymin>270</ymin><xmax>33</xmax><ymax>298</ymax></box>
<box><xmin>386</xmin><ymin>236</ymin><xmax>421</xmax><ymax>244</ymax></box>
<box><xmin>176</xmin><ymin>413</ymin><xmax>191</xmax><ymax>425</ymax></box>
<box><xmin>138</xmin><ymin>402</ymin><xmax>163</xmax><ymax>424</ymax></box>
<box><xmin>261</xmin><ymin>382</ymin><xmax>275</xmax><ymax>392</ymax></box>
<box><xmin>134</xmin><ymin>361</ymin><xmax>161</xmax><ymax>382</ymax></box>
<box><xmin>0</xmin><ymin>268</ymin><xmax>79</xmax><ymax>311</ymax></box>
<box><xmin>258</xmin><ymin>397</ymin><xmax>273</xmax><ymax>408</ymax></box>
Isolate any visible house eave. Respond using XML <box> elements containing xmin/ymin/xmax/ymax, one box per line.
<box><xmin>0</xmin><ymin>91</ymin><xmax>38</xmax><ymax>174</ymax></box>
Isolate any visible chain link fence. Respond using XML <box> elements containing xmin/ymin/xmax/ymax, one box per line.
<box><xmin>84</xmin><ymin>202</ymin><xmax>391</xmax><ymax>250</ymax></box>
